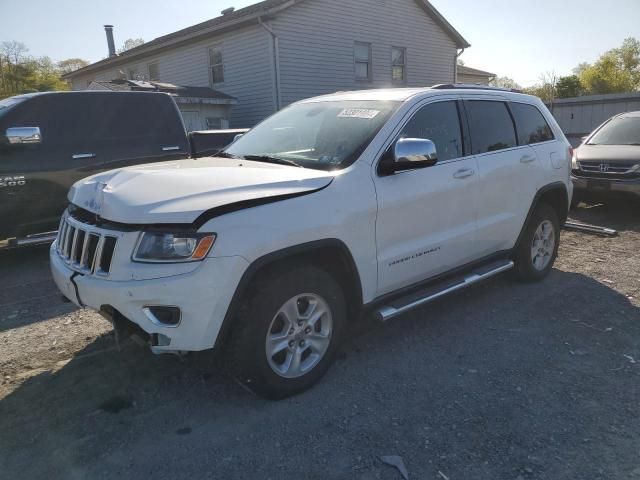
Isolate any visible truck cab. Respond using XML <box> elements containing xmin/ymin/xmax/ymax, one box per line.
<box><xmin>0</xmin><ymin>91</ymin><xmax>189</xmax><ymax>245</ymax></box>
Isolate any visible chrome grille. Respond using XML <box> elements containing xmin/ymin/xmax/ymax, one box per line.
<box><xmin>56</xmin><ymin>215</ymin><xmax>118</xmax><ymax>276</ymax></box>
<box><xmin>579</xmin><ymin>161</ymin><xmax>636</xmax><ymax>174</ymax></box>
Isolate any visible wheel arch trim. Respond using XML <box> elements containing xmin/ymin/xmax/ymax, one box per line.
<box><xmin>213</xmin><ymin>238</ymin><xmax>363</xmax><ymax>351</ymax></box>
<box><xmin>515</xmin><ymin>181</ymin><xmax>568</xmax><ymax>249</ymax></box>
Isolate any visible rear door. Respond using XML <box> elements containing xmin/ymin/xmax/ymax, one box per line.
<box><xmin>97</xmin><ymin>93</ymin><xmax>189</xmax><ymax>171</ymax></box>
<box><xmin>509</xmin><ymin>101</ymin><xmax>561</xmax><ymax>186</ymax></box>
<box><xmin>463</xmin><ymin>99</ymin><xmax>538</xmax><ymax>255</ymax></box>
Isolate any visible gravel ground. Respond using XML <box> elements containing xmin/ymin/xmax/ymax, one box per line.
<box><xmin>0</xmin><ymin>199</ymin><xmax>639</xmax><ymax>480</ymax></box>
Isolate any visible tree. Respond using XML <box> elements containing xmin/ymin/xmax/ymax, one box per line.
<box><xmin>57</xmin><ymin>58</ymin><xmax>89</xmax><ymax>75</ymax></box>
<box><xmin>577</xmin><ymin>37</ymin><xmax>640</xmax><ymax>94</ymax></box>
<box><xmin>118</xmin><ymin>38</ymin><xmax>145</xmax><ymax>54</ymax></box>
<box><xmin>555</xmin><ymin>75</ymin><xmax>582</xmax><ymax>98</ymax></box>
<box><xmin>0</xmin><ymin>42</ymin><xmax>69</xmax><ymax>99</ymax></box>
<box><xmin>489</xmin><ymin>76</ymin><xmax>521</xmax><ymax>90</ymax></box>
<box><xmin>523</xmin><ymin>72</ymin><xmax>559</xmax><ymax>104</ymax></box>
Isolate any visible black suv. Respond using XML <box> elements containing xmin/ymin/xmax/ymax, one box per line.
<box><xmin>0</xmin><ymin>91</ymin><xmax>242</xmax><ymax>246</ymax></box>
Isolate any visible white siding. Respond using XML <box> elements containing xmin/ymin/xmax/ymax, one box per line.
<box><xmin>70</xmin><ymin>25</ymin><xmax>274</xmax><ymax>127</ymax></box>
<box><xmin>272</xmin><ymin>0</ymin><xmax>458</xmax><ymax>106</ymax></box>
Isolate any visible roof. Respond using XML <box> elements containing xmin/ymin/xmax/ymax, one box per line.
<box><xmin>63</xmin><ymin>0</ymin><xmax>470</xmax><ymax>79</ymax></box>
<box><xmin>457</xmin><ymin>65</ymin><xmax>496</xmax><ymax>78</ymax></box>
<box><xmin>300</xmin><ymin>85</ymin><xmax>533</xmax><ymax>103</ymax></box>
<box><xmin>89</xmin><ymin>79</ymin><xmax>237</xmax><ymax>103</ymax></box>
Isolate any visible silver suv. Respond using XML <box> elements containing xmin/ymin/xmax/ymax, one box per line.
<box><xmin>571</xmin><ymin>111</ymin><xmax>640</xmax><ymax>203</ymax></box>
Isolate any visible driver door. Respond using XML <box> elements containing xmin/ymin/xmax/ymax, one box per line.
<box><xmin>374</xmin><ymin>100</ymin><xmax>481</xmax><ymax>296</ymax></box>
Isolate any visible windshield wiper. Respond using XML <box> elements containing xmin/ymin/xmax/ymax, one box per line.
<box><xmin>216</xmin><ymin>151</ymin><xmax>242</xmax><ymax>159</ymax></box>
<box><xmin>242</xmin><ymin>155</ymin><xmax>303</xmax><ymax>168</ymax></box>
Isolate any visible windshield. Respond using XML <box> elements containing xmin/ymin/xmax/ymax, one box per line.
<box><xmin>588</xmin><ymin>116</ymin><xmax>640</xmax><ymax>146</ymax></box>
<box><xmin>0</xmin><ymin>96</ymin><xmax>26</xmax><ymax>116</ymax></box>
<box><xmin>224</xmin><ymin>100</ymin><xmax>400</xmax><ymax>170</ymax></box>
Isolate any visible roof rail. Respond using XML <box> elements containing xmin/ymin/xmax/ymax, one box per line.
<box><xmin>432</xmin><ymin>83</ymin><xmax>523</xmax><ymax>94</ymax></box>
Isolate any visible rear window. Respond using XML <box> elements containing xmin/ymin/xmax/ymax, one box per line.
<box><xmin>510</xmin><ymin>102</ymin><xmax>554</xmax><ymax>145</ymax></box>
<box><xmin>465</xmin><ymin>101</ymin><xmax>517</xmax><ymax>154</ymax></box>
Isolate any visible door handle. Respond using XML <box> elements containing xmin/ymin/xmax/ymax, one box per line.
<box><xmin>520</xmin><ymin>155</ymin><xmax>536</xmax><ymax>164</ymax></box>
<box><xmin>453</xmin><ymin>168</ymin><xmax>475</xmax><ymax>179</ymax></box>
<box><xmin>72</xmin><ymin>153</ymin><xmax>96</xmax><ymax>159</ymax></box>
<box><xmin>162</xmin><ymin>146</ymin><xmax>180</xmax><ymax>151</ymax></box>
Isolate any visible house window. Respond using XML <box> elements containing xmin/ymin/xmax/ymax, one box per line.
<box><xmin>392</xmin><ymin>47</ymin><xmax>406</xmax><ymax>84</ymax></box>
<box><xmin>148</xmin><ymin>63</ymin><xmax>159</xmax><ymax>81</ymax></box>
<box><xmin>209</xmin><ymin>47</ymin><xmax>224</xmax><ymax>84</ymax></box>
<box><xmin>127</xmin><ymin>67</ymin><xmax>139</xmax><ymax>80</ymax></box>
<box><xmin>206</xmin><ymin>117</ymin><xmax>225</xmax><ymax>129</ymax></box>
<box><xmin>354</xmin><ymin>42</ymin><xmax>372</xmax><ymax>82</ymax></box>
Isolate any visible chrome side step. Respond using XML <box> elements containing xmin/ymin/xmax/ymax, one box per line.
<box><xmin>375</xmin><ymin>259</ymin><xmax>514</xmax><ymax>322</ymax></box>
<box><xmin>3</xmin><ymin>231</ymin><xmax>58</xmax><ymax>249</ymax></box>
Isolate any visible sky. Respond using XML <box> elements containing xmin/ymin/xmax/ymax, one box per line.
<box><xmin>1</xmin><ymin>0</ymin><xmax>639</xmax><ymax>87</ymax></box>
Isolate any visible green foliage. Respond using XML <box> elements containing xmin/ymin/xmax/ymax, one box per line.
<box><xmin>0</xmin><ymin>41</ymin><xmax>81</xmax><ymax>99</ymax></box>
<box><xmin>578</xmin><ymin>37</ymin><xmax>640</xmax><ymax>94</ymax></box>
<box><xmin>555</xmin><ymin>75</ymin><xmax>582</xmax><ymax>98</ymax></box>
<box><xmin>57</xmin><ymin>58</ymin><xmax>89</xmax><ymax>75</ymax></box>
<box><xmin>525</xmin><ymin>37</ymin><xmax>639</xmax><ymax>102</ymax></box>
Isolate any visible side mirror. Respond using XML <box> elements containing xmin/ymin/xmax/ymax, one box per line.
<box><xmin>381</xmin><ymin>137</ymin><xmax>438</xmax><ymax>175</ymax></box>
<box><xmin>6</xmin><ymin>127</ymin><xmax>42</xmax><ymax>145</ymax></box>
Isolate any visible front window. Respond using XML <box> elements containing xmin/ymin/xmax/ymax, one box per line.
<box><xmin>209</xmin><ymin>47</ymin><xmax>224</xmax><ymax>84</ymax></box>
<box><xmin>588</xmin><ymin>116</ymin><xmax>640</xmax><ymax>146</ymax></box>
<box><xmin>0</xmin><ymin>96</ymin><xmax>26</xmax><ymax>117</ymax></box>
<box><xmin>224</xmin><ymin>100</ymin><xmax>400</xmax><ymax>171</ymax></box>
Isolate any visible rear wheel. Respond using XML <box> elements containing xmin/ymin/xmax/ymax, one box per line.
<box><xmin>228</xmin><ymin>265</ymin><xmax>346</xmax><ymax>399</ymax></box>
<box><xmin>514</xmin><ymin>202</ymin><xmax>560</xmax><ymax>282</ymax></box>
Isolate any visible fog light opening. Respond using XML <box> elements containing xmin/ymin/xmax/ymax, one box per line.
<box><xmin>144</xmin><ymin>306</ymin><xmax>181</xmax><ymax>327</ymax></box>
<box><xmin>151</xmin><ymin>333</ymin><xmax>172</xmax><ymax>347</ymax></box>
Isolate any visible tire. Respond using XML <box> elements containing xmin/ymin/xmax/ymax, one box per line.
<box><xmin>227</xmin><ymin>264</ymin><xmax>346</xmax><ymax>399</ymax></box>
<box><xmin>513</xmin><ymin>202</ymin><xmax>560</xmax><ymax>282</ymax></box>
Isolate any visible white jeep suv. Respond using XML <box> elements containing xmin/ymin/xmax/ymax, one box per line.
<box><xmin>50</xmin><ymin>85</ymin><xmax>572</xmax><ymax>398</ymax></box>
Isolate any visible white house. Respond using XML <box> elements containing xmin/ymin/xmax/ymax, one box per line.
<box><xmin>64</xmin><ymin>0</ymin><xmax>471</xmax><ymax>128</ymax></box>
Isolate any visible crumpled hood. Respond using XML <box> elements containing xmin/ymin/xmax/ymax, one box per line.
<box><xmin>68</xmin><ymin>157</ymin><xmax>334</xmax><ymax>225</ymax></box>
<box><xmin>576</xmin><ymin>144</ymin><xmax>640</xmax><ymax>163</ymax></box>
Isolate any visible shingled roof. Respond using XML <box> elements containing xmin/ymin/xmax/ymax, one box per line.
<box><xmin>89</xmin><ymin>79</ymin><xmax>237</xmax><ymax>103</ymax></box>
<box><xmin>64</xmin><ymin>0</ymin><xmax>470</xmax><ymax>79</ymax></box>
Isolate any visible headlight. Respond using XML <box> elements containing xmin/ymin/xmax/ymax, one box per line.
<box><xmin>133</xmin><ymin>232</ymin><xmax>216</xmax><ymax>263</ymax></box>
<box><xmin>571</xmin><ymin>154</ymin><xmax>579</xmax><ymax>170</ymax></box>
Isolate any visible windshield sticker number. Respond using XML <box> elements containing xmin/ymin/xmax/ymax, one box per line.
<box><xmin>337</xmin><ymin>109</ymin><xmax>380</xmax><ymax>119</ymax></box>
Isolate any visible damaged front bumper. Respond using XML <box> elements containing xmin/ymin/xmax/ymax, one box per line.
<box><xmin>50</xmin><ymin>241</ymin><xmax>248</xmax><ymax>353</ymax></box>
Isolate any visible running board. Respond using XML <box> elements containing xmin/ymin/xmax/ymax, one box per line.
<box><xmin>375</xmin><ymin>259</ymin><xmax>514</xmax><ymax>322</ymax></box>
<box><xmin>4</xmin><ymin>231</ymin><xmax>58</xmax><ymax>249</ymax></box>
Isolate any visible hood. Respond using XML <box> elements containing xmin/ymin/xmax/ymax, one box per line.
<box><xmin>576</xmin><ymin>144</ymin><xmax>640</xmax><ymax>163</ymax></box>
<box><xmin>68</xmin><ymin>157</ymin><xmax>334</xmax><ymax>225</ymax></box>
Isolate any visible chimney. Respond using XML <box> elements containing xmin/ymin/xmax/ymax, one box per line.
<box><xmin>104</xmin><ymin>25</ymin><xmax>117</xmax><ymax>57</ymax></box>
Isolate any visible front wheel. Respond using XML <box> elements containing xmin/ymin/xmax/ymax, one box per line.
<box><xmin>514</xmin><ymin>202</ymin><xmax>560</xmax><ymax>282</ymax></box>
<box><xmin>228</xmin><ymin>265</ymin><xmax>346</xmax><ymax>399</ymax></box>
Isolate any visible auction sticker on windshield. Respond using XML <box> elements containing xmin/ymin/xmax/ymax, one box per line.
<box><xmin>337</xmin><ymin>108</ymin><xmax>380</xmax><ymax>119</ymax></box>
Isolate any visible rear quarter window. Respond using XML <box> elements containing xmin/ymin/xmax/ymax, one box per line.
<box><xmin>465</xmin><ymin>100</ymin><xmax>517</xmax><ymax>154</ymax></box>
<box><xmin>510</xmin><ymin>102</ymin><xmax>554</xmax><ymax>145</ymax></box>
